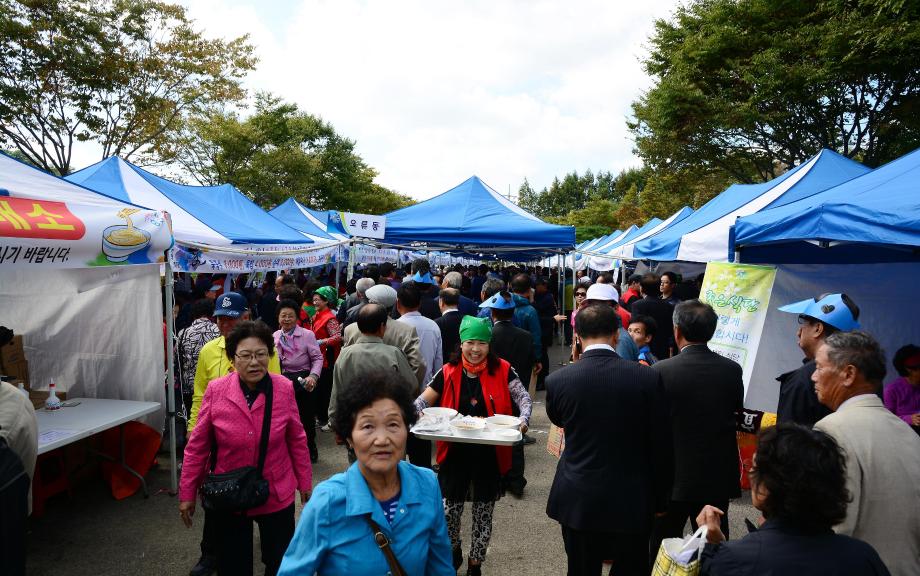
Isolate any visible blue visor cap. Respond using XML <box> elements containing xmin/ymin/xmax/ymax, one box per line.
<box><xmin>478</xmin><ymin>292</ymin><xmax>516</xmax><ymax>310</ymax></box>
<box><xmin>412</xmin><ymin>271</ymin><xmax>435</xmax><ymax>284</ymax></box>
<box><xmin>778</xmin><ymin>293</ymin><xmax>860</xmax><ymax>331</ymax></box>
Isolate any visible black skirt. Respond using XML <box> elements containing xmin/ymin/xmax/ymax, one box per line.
<box><xmin>438</xmin><ymin>441</ymin><xmax>502</xmax><ymax>502</ymax></box>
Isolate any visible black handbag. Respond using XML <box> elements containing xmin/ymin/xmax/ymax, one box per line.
<box><xmin>200</xmin><ymin>381</ymin><xmax>273</xmax><ymax>512</ymax></box>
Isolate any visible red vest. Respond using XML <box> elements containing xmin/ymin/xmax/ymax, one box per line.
<box><xmin>436</xmin><ymin>360</ymin><xmax>513</xmax><ymax>475</ymax></box>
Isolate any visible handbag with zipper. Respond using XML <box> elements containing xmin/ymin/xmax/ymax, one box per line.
<box><xmin>200</xmin><ymin>380</ymin><xmax>273</xmax><ymax>512</ymax></box>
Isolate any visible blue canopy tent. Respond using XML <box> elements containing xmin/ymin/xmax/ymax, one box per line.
<box><xmin>633</xmin><ymin>149</ymin><xmax>870</xmax><ymax>262</ymax></box>
<box><xmin>605</xmin><ymin>207</ymin><xmax>694</xmax><ymax>260</ymax></box>
<box><xmin>731</xmin><ymin>148</ymin><xmax>920</xmax><ymax>413</ymax></box>
<box><xmin>382</xmin><ymin>176</ymin><xmax>575</xmax><ymax>261</ymax></box>
<box><xmin>588</xmin><ymin>219</ymin><xmax>663</xmax><ymax>272</ymax></box>
<box><xmin>67</xmin><ymin>157</ymin><xmax>316</xmax><ymax>246</ymax></box>
<box><xmin>733</xmin><ymin>147</ymin><xmax>920</xmax><ymax>264</ymax></box>
<box><xmin>270</xmin><ymin>198</ymin><xmax>348</xmax><ymax>242</ymax></box>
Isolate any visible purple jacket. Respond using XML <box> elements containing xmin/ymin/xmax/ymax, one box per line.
<box><xmin>180</xmin><ymin>372</ymin><xmax>312</xmax><ymax>515</ymax></box>
<box><xmin>884</xmin><ymin>376</ymin><xmax>920</xmax><ymax>427</ymax></box>
<box><xmin>273</xmin><ymin>326</ymin><xmax>323</xmax><ymax>376</ymax></box>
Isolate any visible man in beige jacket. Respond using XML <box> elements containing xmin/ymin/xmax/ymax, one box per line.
<box><xmin>0</xmin><ymin>380</ymin><xmax>38</xmax><ymax>576</ymax></box>
<box><xmin>813</xmin><ymin>331</ymin><xmax>920</xmax><ymax>576</ymax></box>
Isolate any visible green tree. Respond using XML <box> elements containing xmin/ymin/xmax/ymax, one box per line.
<box><xmin>177</xmin><ymin>93</ymin><xmax>413</xmax><ymax>214</ymax></box>
<box><xmin>630</xmin><ymin>0</ymin><xmax>920</xmax><ymax>183</ymax></box>
<box><xmin>0</xmin><ymin>0</ymin><xmax>256</xmax><ymax>175</ymax></box>
<box><xmin>518</xmin><ymin>177</ymin><xmax>538</xmax><ymax>215</ymax></box>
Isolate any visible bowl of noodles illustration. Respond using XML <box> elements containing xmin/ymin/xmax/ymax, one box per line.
<box><xmin>102</xmin><ymin>225</ymin><xmax>151</xmax><ymax>262</ymax></box>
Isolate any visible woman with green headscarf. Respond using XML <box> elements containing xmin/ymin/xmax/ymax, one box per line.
<box><xmin>416</xmin><ymin>316</ymin><xmax>532</xmax><ymax>576</ymax></box>
<box><xmin>311</xmin><ymin>285</ymin><xmax>342</xmax><ymax>430</ymax></box>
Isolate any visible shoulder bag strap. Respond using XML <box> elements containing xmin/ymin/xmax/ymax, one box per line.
<box><xmin>256</xmin><ymin>380</ymin><xmax>273</xmax><ymax>475</ymax></box>
<box><xmin>363</xmin><ymin>515</ymin><xmax>407</xmax><ymax>576</ymax></box>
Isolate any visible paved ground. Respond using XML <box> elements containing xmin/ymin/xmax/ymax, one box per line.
<box><xmin>27</xmin><ymin>343</ymin><xmax>756</xmax><ymax>575</ymax></box>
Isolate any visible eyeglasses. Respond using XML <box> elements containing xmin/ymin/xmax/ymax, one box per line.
<box><xmin>235</xmin><ymin>350</ymin><xmax>270</xmax><ymax>362</ymax></box>
<box><xmin>575</xmin><ymin>292</ymin><xmax>587</xmax><ymax>297</ymax></box>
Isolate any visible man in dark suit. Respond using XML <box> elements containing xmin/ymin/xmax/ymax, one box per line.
<box><xmin>483</xmin><ymin>290</ymin><xmax>536</xmax><ymax>496</ymax></box>
<box><xmin>630</xmin><ymin>273</ymin><xmax>674</xmax><ymax>360</ymax></box>
<box><xmin>546</xmin><ymin>304</ymin><xmax>672</xmax><ymax>576</ymax></box>
<box><xmin>434</xmin><ymin>288</ymin><xmax>463</xmax><ymax>363</ymax></box>
<box><xmin>441</xmin><ymin>271</ymin><xmax>477</xmax><ymax>316</ymax></box>
<box><xmin>648</xmin><ymin>299</ymin><xmax>743</xmax><ymax>569</ymax></box>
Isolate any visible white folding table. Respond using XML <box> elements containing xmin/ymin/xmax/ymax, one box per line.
<box><xmin>36</xmin><ymin>398</ymin><xmax>161</xmax><ymax>496</ymax></box>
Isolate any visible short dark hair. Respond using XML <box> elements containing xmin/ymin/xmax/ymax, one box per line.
<box><xmin>225</xmin><ymin>320</ymin><xmax>275</xmax><ymax>361</ymax></box>
<box><xmin>510</xmin><ymin>273</ymin><xmax>531</xmax><ymax>294</ymax></box>
<box><xmin>439</xmin><ymin>287</ymin><xmax>460</xmax><ymax>307</ymax></box>
<box><xmin>379</xmin><ymin>262</ymin><xmax>394</xmax><ymax>278</ymax></box>
<box><xmin>753</xmin><ymin>423</ymin><xmax>849</xmax><ymax>531</ymax></box>
<box><xmin>279</xmin><ymin>274</ymin><xmax>295</xmax><ymax>286</ymax></box>
<box><xmin>397</xmin><ymin>281</ymin><xmax>422</xmax><ymax>310</ymax></box>
<box><xmin>640</xmin><ymin>274</ymin><xmax>661</xmax><ymax>298</ymax></box>
<box><xmin>276</xmin><ymin>298</ymin><xmax>301</xmax><ymax>318</ymax></box>
<box><xmin>628</xmin><ymin>273</ymin><xmax>643</xmax><ymax>285</ymax></box>
<box><xmin>629</xmin><ymin>314</ymin><xmax>657</xmax><ymax>338</ymax></box>
<box><xmin>661</xmin><ymin>271</ymin><xmax>678</xmax><ymax>284</ymax></box>
<box><xmin>673</xmin><ymin>299</ymin><xmax>717</xmax><ymax>343</ymax></box>
<box><xmin>331</xmin><ymin>372</ymin><xmax>418</xmax><ymax>440</ymax></box>
<box><xmin>190</xmin><ymin>298</ymin><xmax>214</xmax><ymax>320</ymax></box>
<box><xmin>893</xmin><ymin>344</ymin><xmax>920</xmax><ymax>377</ymax></box>
<box><xmin>364</xmin><ymin>264</ymin><xmax>380</xmax><ymax>284</ymax></box>
<box><xmin>357</xmin><ymin>303</ymin><xmax>388</xmax><ymax>334</ymax></box>
<box><xmin>575</xmin><ymin>303</ymin><xmax>618</xmax><ymax>339</ymax></box>
<box><xmin>278</xmin><ymin>284</ymin><xmax>304</xmax><ymax>305</ymax></box>
<box><xmin>411</xmin><ymin>257</ymin><xmax>431</xmax><ymax>275</ymax></box>
<box><xmin>824</xmin><ymin>331</ymin><xmax>887</xmax><ymax>385</ymax></box>
<box><xmin>597</xmin><ymin>272</ymin><xmax>613</xmax><ymax>284</ymax></box>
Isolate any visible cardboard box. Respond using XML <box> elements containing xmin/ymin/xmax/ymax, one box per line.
<box><xmin>0</xmin><ymin>335</ymin><xmax>24</xmax><ymax>367</ymax></box>
<box><xmin>29</xmin><ymin>389</ymin><xmax>67</xmax><ymax>410</ymax></box>
<box><xmin>2</xmin><ymin>359</ymin><xmax>29</xmax><ymax>387</ymax></box>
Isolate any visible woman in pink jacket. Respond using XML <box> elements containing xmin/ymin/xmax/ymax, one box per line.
<box><xmin>180</xmin><ymin>320</ymin><xmax>312</xmax><ymax>576</ymax></box>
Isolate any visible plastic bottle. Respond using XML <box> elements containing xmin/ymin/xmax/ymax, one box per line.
<box><xmin>45</xmin><ymin>380</ymin><xmax>62</xmax><ymax>410</ymax></box>
<box><xmin>18</xmin><ymin>382</ymin><xmax>29</xmax><ymax>399</ymax></box>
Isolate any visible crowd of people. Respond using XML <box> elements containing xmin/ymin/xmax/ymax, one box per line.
<box><xmin>5</xmin><ymin>257</ymin><xmax>918</xmax><ymax>576</ymax></box>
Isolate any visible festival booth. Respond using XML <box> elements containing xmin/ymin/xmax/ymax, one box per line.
<box><xmin>732</xmin><ymin>146</ymin><xmax>920</xmax><ymax>412</ymax></box>
<box><xmin>588</xmin><ymin>219</ymin><xmax>664</xmax><ymax>272</ymax></box>
<box><xmin>0</xmin><ymin>152</ymin><xmax>173</xmax><ymax>504</ymax></box>
<box><xmin>67</xmin><ymin>157</ymin><xmax>343</xmax><ymax>274</ymax></box>
<box><xmin>382</xmin><ymin>176</ymin><xmax>576</xmax><ymax>261</ymax></box>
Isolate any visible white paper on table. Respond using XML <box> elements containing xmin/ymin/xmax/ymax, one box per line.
<box><xmin>38</xmin><ymin>428</ymin><xmax>80</xmax><ymax>447</ymax></box>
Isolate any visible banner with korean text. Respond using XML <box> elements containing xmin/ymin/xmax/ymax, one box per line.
<box><xmin>0</xmin><ymin>195</ymin><xmax>172</xmax><ymax>269</ymax></box>
<box><xmin>169</xmin><ymin>242</ymin><xmax>340</xmax><ymax>272</ymax></box>
<box><xmin>699</xmin><ymin>262</ymin><xmax>777</xmax><ymax>398</ymax></box>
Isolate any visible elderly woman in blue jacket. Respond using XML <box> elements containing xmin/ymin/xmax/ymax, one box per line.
<box><xmin>278</xmin><ymin>372</ymin><xmax>454</xmax><ymax>575</ymax></box>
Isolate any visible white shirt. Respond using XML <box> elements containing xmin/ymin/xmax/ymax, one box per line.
<box><xmin>397</xmin><ymin>311</ymin><xmax>443</xmax><ymax>387</ymax></box>
<box><xmin>582</xmin><ymin>343</ymin><xmax>615</xmax><ymax>353</ymax></box>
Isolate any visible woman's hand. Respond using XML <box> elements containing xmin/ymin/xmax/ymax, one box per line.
<box><xmin>299</xmin><ymin>490</ymin><xmax>311</xmax><ymax>504</ymax></box>
<box><xmin>695</xmin><ymin>505</ymin><xmax>726</xmax><ymax>544</ymax></box>
<box><xmin>179</xmin><ymin>500</ymin><xmax>196</xmax><ymax>528</ymax></box>
<box><xmin>304</xmin><ymin>376</ymin><xmax>318</xmax><ymax>392</ymax></box>
<box><xmin>519</xmin><ymin>422</ymin><xmax>529</xmax><ymax>435</ymax></box>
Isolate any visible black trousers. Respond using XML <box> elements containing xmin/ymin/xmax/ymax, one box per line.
<box><xmin>286</xmin><ymin>372</ymin><xmax>318</xmax><ymax>460</ymax></box>
<box><xmin>214</xmin><ymin>504</ymin><xmax>295</xmax><ymax>576</ymax></box>
<box><xmin>199</xmin><ymin>506</ymin><xmax>220</xmax><ymax>558</ymax></box>
<box><xmin>0</xmin><ymin>473</ymin><xmax>29</xmax><ymax>576</ymax></box>
<box><xmin>315</xmin><ymin>367</ymin><xmax>334</xmax><ymax>425</ymax></box>
<box><xmin>649</xmin><ymin>499</ymin><xmax>729</xmax><ymax>571</ymax></box>
<box><xmin>560</xmin><ymin>524</ymin><xmax>648</xmax><ymax>576</ymax></box>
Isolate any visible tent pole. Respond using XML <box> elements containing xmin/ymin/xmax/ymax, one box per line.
<box><xmin>557</xmin><ymin>253</ymin><xmax>564</xmax><ymax>355</ymax></box>
<box><xmin>347</xmin><ymin>240</ymin><xmax>356</xmax><ymax>281</ymax></box>
<box><xmin>164</xmin><ymin>257</ymin><xmax>178</xmax><ymax>495</ymax></box>
<box><xmin>335</xmin><ymin>244</ymin><xmax>342</xmax><ymax>294</ymax></box>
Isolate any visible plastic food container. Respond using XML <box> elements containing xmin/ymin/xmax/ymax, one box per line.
<box><xmin>449</xmin><ymin>417</ymin><xmax>486</xmax><ymax>437</ymax></box>
<box><xmin>422</xmin><ymin>407</ymin><xmax>458</xmax><ymax>420</ymax></box>
<box><xmin>485</xmin><ymin>414</ymin><xmax>521</xmax><ymax>430</ymax></box>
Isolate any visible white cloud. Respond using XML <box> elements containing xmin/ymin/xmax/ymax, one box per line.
<box><xmin>177</xmin><ymin>0</ymin><xmax>682</xmax><ymax>201</ymax></box>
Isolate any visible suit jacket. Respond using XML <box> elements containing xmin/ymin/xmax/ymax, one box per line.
<box><xmin>701</xmin><ymin>519</ymin><xmax>890</xmax><ymax>576</ymax></box>
<box><xmin>630</xmin><ymin>297</ymin><xmax>674</xmax><ymax>360</ymax></box>
<box><xmin>344</xmin><ymin>318</ymin><xmax>425</xmax><ymax>386</ymax></box>
<box><xmin>434</xmin><ymin>310</ymin><xmax>462</xmax><ymax>364</ymax></box>
<box><xmin>180</xmin><ymin>372</ymin><xmax>312</xmax><ymax>516</ymax></box>
<box><xmin>545</xmin><ymin>348</ymin><xmax>672</xmax><ymax>533</ymax></box>
<box><xmin>652</xmin><ymin>344</ymin><xmax>743</xmax><ymax>502</ymax></box>
<box><xmin>815</xmin><ymin>395</ymin><xmax>920</xmax><ymax>576</ymax></box>
<box><xmin>491</xmin><ymin>321</ymin><xmax>533</xmax><ymax>385</ymax></box>
<box><xmin>329</xmin><ymin>335</ymin><xmax>418</xmax><ymax>422</ymax></box>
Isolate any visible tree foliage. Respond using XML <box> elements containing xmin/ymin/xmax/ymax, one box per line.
<box><xmin>177</xmin><ymin>93</ymin><xmax>413</xmax><ymax>214</ymax></box>
<box><xmin>0</xmin><ymin>0</ymin><xmax>256</xmax><ymax>175</ymax></box>
<box><xmin>630</xmin><ymin>0</ymin><xmax>920</xmax><ymax>183</ymax></box>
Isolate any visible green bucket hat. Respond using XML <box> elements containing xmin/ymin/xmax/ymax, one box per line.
<box><xmin>313</xmin><ymin>286</ymin><xmax>339</xmax><ymax>307</ymax></box>
<box><xmin>459</xmin><ymin>315</ymin><xmax>492</xmax><ymax>343</ymax></box>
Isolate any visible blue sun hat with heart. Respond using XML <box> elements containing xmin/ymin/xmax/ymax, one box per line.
<box><xmin>478</xmin><ymin>291</ymin><xmax>516</xmax><ymax>310</ymax></box>
<box><xmin>778</xmin><ymin>293</ymin><xmax>860</xmax><ymax>331</ymax></box>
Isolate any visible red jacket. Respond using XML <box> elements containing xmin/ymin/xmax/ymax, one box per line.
<box><xmin>179</xmin><ymin>372</ymin><xmax>312</xmax><ymax>515</ymax></box>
